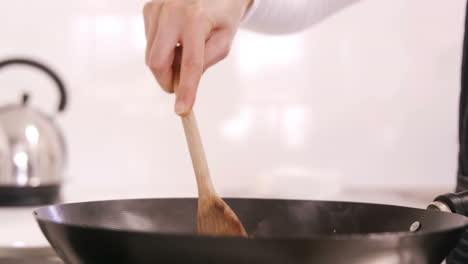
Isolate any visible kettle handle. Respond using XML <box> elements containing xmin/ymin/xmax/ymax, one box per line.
<box><xmin>0</xmin><ymin>58</ymin><xmax>67</xmax><ymax>112</ymax></box>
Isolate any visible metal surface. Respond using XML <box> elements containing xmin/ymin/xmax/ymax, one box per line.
<box><xmin>409</xmin><ymin>221</ymin><xmax>421</xmax><ymax>232</ymax></box>
<box><xmin>428</xmin><ymin>201</ymin><xmax>453</xmax><ymax>213</ymax></box>
<box><xmin>0</xmin><ymin>106</ymin><xmax>66</xmax><ymax>186</ymax></box>
<box><xmin>35</xmin><ymin>198</ymin><xmax>468</xmax><ymax>264</ymax></box>
<box><xmin>0</xmin><ymin>126</ymin><xmax>11</xmax><ymax>186</ymax></box>
<box><xmin>0</xmin><ymin>58</ymin><xmax>67</xmax><ymax>189</ymax></box>
<box><xmin>0</xmin><ymin>185</ymin><xmax>61</xmax><ymax>206</ymax></box>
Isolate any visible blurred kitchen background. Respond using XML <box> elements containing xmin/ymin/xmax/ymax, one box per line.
<box><xmin>0</xmin><ymin>0</ymin><xmax>466</xmax><ymax>201</ymax></box>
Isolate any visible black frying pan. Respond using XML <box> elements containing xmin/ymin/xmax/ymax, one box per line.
<box><xmin>34</xmin><ymin>192</ymin><xmax>468</xmax><ymax>264</ymax></box>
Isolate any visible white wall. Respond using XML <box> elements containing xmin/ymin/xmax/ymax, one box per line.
<box><xmin>0</xmin><ymin>0</ymin><xmax>465</xmax><ymax>197</ymax></box>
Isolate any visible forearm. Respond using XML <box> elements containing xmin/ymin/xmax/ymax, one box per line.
<box><xmin>241</xmin><ymin>0</ymin><xmax>360</xmax><ymax>34</ymax></box>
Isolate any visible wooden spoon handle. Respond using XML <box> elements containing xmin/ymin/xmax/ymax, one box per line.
<box><xmin>172</xmin><ymin>47</ymin><xmax>215</xmax><ymax>197</ymax></box>
<box><xmin>180</xmin><ymin>112</ymin><xmax>215</xmax><ymax>196</ymax></box>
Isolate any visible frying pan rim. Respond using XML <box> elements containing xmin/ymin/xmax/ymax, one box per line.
<box><xmin>33</xmin><ymin>197</ymin><xmax>468</xmax><ymax>242</ymax></box>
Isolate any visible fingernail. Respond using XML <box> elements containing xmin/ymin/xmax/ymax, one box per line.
<box><xmin>174</xmin><ymin>101</ymin><xmax>187</xmax><ymax>115</ymax></box>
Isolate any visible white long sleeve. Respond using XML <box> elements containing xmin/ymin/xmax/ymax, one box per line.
<box><xmin>242</xmin><ymin>0</ymin><xmax>360</xmax><ymax>34</ymax></box>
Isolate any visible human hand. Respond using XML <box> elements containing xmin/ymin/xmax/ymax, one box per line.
<box><xmin>143</xmin><ymin>0</ymin><xmax>252</xmax><ymax>115</ymax></box>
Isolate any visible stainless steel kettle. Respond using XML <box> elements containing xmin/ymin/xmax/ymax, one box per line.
<box><xmin>0</xmin><ymin>58</ymin><xmax>67</xmax><ymax>206</ymax></box>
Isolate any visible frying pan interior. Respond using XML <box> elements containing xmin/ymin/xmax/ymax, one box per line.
<box><xmin>35</xmin><ymin>198</ymin><xmax>468</xmax><ymax>264</ymax></box>
<box><xmin>35</xmin><ymin>198</ymin><xmax>466</xmax><ymax>236</ymax></box>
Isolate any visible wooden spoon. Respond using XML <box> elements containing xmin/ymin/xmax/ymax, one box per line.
<box><xmin>172</xmin><ymin>48</ymin><xmax>247</xmax><ymax>237</ymax></box>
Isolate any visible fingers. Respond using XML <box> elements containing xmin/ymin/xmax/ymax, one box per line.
<box><xmin>144</xmin><ymin>2</ymin><xmax>171</xmax><ymax>92</ymax></box>
<box><xmin>143</xmin><ymin>2</ymin><xmax>162</xmax><ymax>63</ymax></box>
<box><xmin>203</xmin><ymin>29</ymin><xmax>234</xmax><ymax>71</ymax></box>
<box><xmin>174</xmin><ymin>27</ymin><xmax>233</xmax><ymax>116</ymax></box>
<box><xmin>147</xmin><ymin>2</ymin><xmax>183</xmax><ymax>93</ymax></box>
<box><xmin>143</xmin><ymin>1</ymin><xmax>235</xmax><ymax>115</ymax></box>
<box><xmin>176</xmin><ymin>15</ymin><xmax>211</xmax><ymax>116</ymax></box>
<box><xmin>143</xmin><ymin>2</ymin><xmax>153</xmax><ymax>40</ymax></box>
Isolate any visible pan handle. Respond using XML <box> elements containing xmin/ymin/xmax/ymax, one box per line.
<box><xmin>429</xmin><ymin>191</ymin><xmax>468</xmax><ymax>215</ymax></box>
<box><xmin>428</xmin><ymin>191</ymin><xmax>468</xmax><ymax>264</ymax></box>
